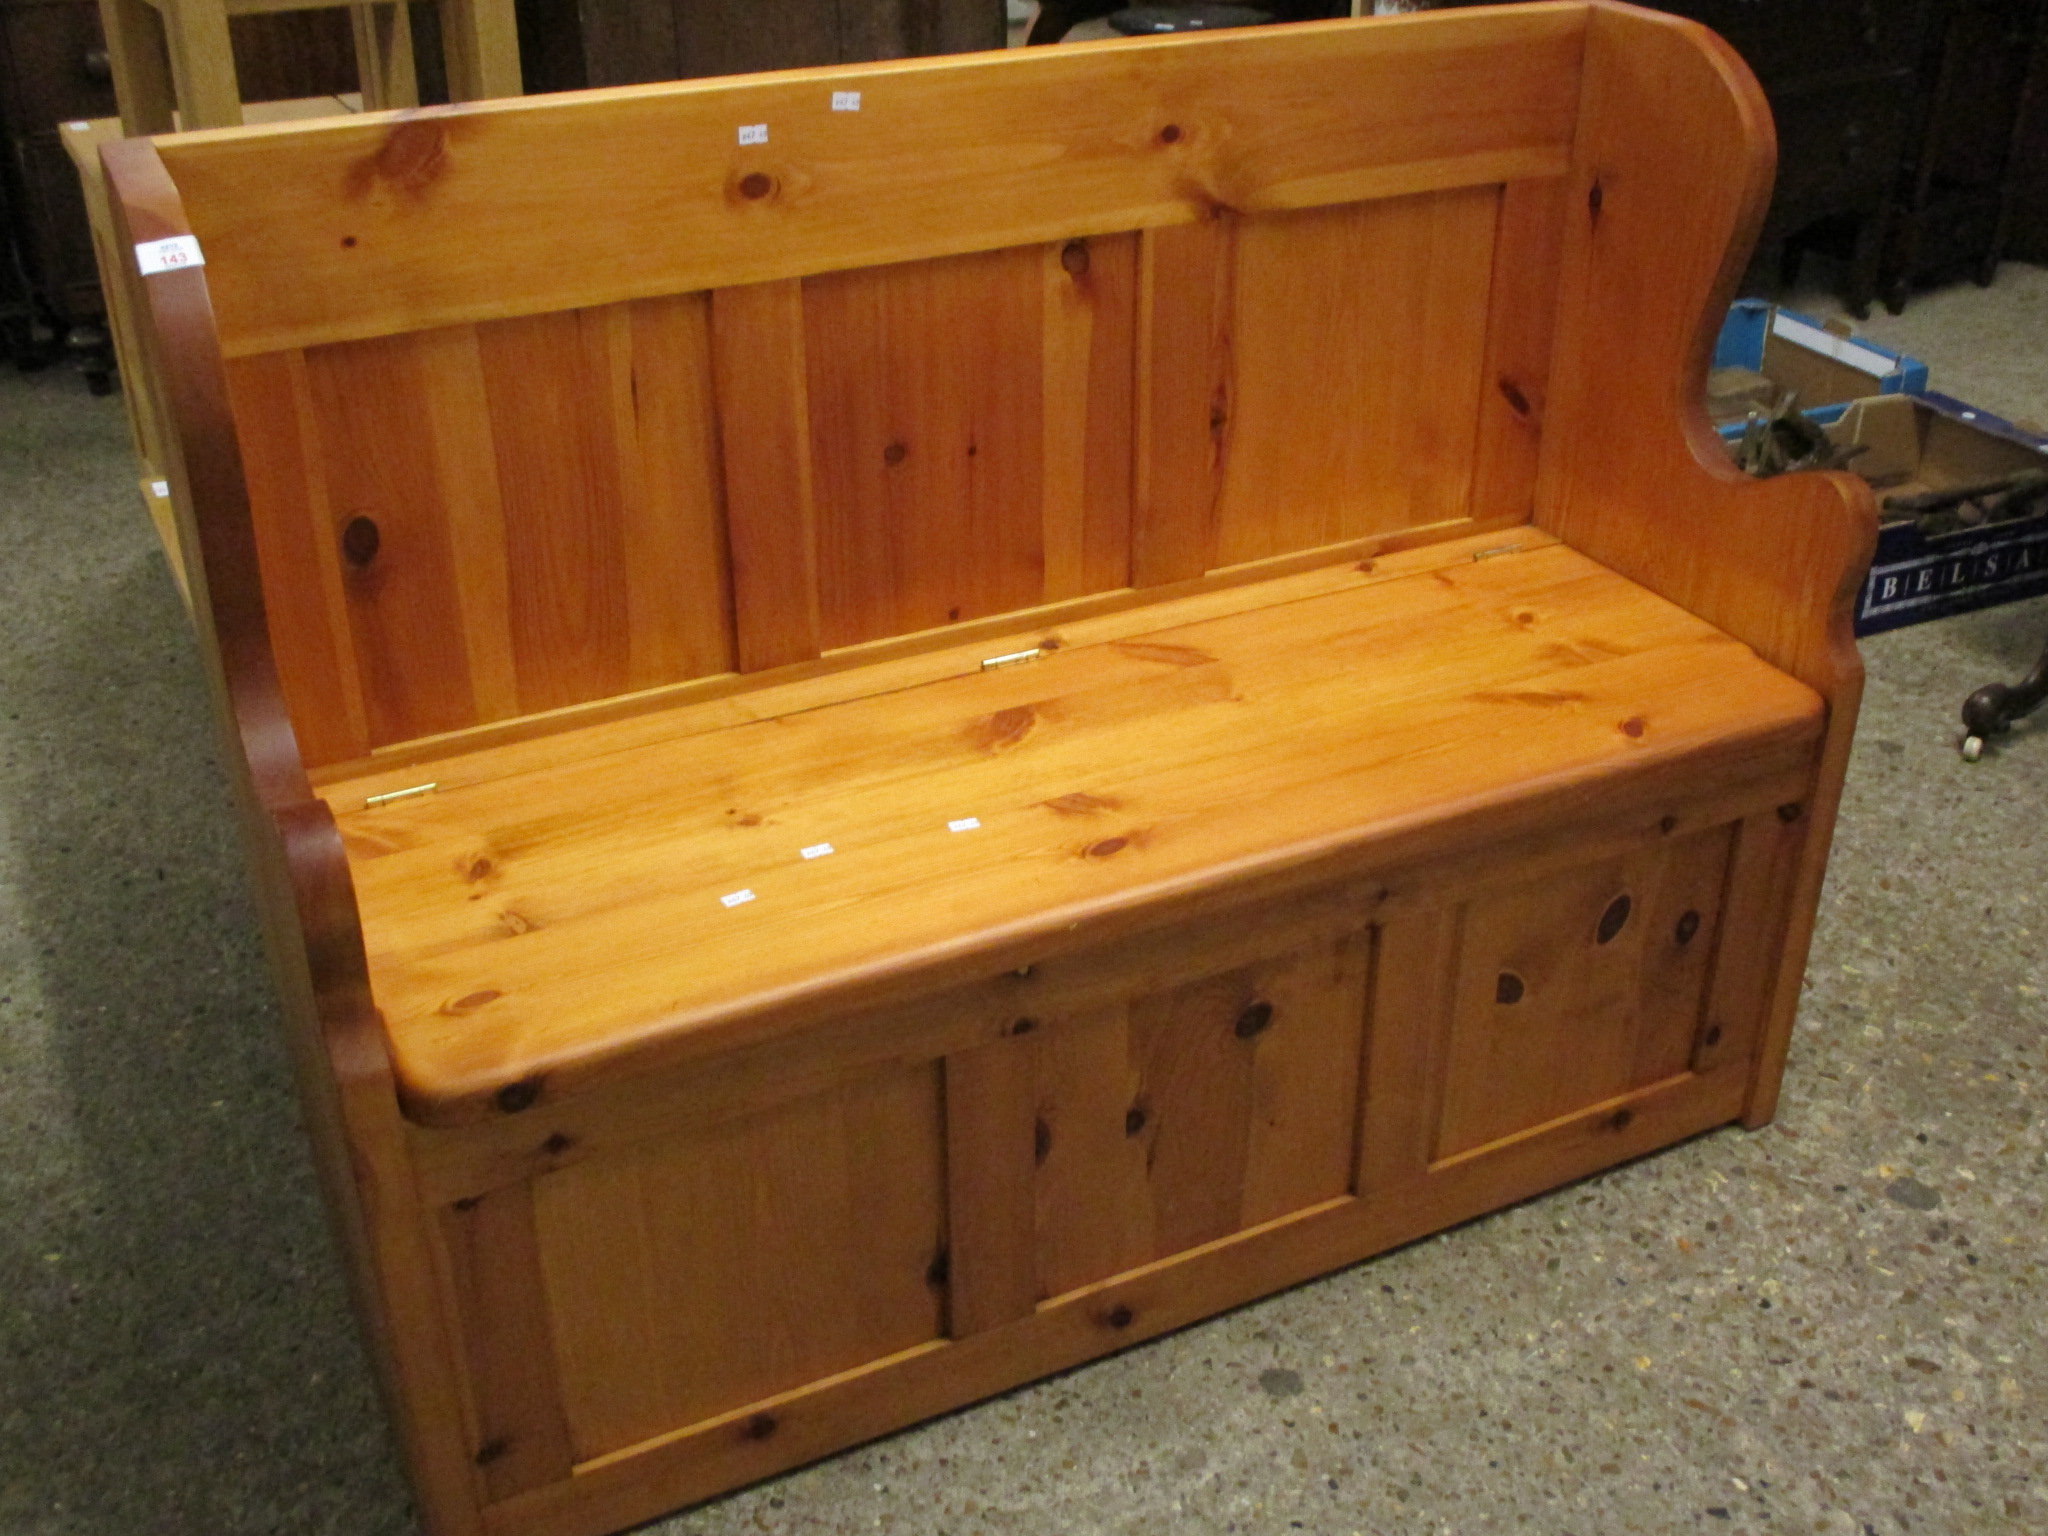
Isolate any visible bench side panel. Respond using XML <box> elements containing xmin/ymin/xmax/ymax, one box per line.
<box><xmin>1529</xmin><ymin>2</ymin><xmax>1878</xmax><ymax>1128</ymax></box>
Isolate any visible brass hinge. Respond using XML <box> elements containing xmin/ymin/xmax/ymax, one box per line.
<box><xmin>364</xmin><ymin>781</ymin><xmax>437</xmax><ymax>808</ymax></box>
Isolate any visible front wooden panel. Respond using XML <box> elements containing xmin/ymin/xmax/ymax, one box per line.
<box><xmin>1030</xmin><ymin>928</ymin><xmax>1371</xmax><ymax>1299</ymax></box>
<box><xmin>1434</xmin><ymin>823</ymin><xmax>1733</xmax><ymax>1157</ymax></box>
<box><xmin>227</xmin><ymin>181</ymin><xmax>1565</xmax><ymax>769</ymax></box>
<box><xmin>419</xmin><ymin>801</ymin><xmax>1805</xmax><ymax>1520</ymax></box>
<box><xmin>525</xmin><ymin>1062</ymin><xmax>945</xmax><ymax>1463</ymax></box>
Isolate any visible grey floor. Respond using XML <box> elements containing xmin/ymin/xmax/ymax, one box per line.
<box><xmin>2</xmin><ymin>265</ymin><xmax>2045</xmax><ymax>1536</ymax></box>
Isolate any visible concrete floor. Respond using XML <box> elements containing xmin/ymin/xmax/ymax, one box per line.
<box><xmin>2</xmin><ymin>265</ymin><xmax>2044</xmax><ymax>1536</ymax></box>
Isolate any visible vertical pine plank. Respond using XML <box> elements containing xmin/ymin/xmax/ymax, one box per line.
<box><xmin>413</xmin><ymin>325</ymin><xmax>520</xmax><ymax>724</ymax></box>
<box><xmin>1032</xmin><ymin>1005</ymin><xmax>1153</xmax><ymax>1300</ymax></box>
<box><xmin>437</xmin><ymin>1182</ymin><xmax>576</xmax><ymax>1502</ymax></box>
<box><xmin>1128</xmin><ymin>966</ymin><xmax>1258</xmax><ymax>1257</ymax></box>
<box><xmin>1630</xmin><ymin>824</ymin><xmax>1735</xmax><ymax>1086</ymax></box>
<box><xmin>1356</xmin><ymin>908</ymin><xmax>1458</xmax><ymax>1193</ymax></box>
<box><xmin>623</xmin><ymin>293</ymin><xmax>737</xmax><ymax>685</ymax></box>
<box><xmin>533</xmin><ymin>1067</ymin><xmax>944</xmax><ymax>1460</ymax></box>
<box><xmin>1133</xmin><ymin>215</ymin><xmax>1234</xmax><ymax>586</ymax></box>
<box><xmin>302</xmin><ymin>332</ymin><xmax>481</xmax><ymax>746</ymax></box>
<box><xmin>1041</xmin><ymin>233</ymin><xmax>1138</xmax><ymax>602</ymax></box>
<box><xmin>943</xmin><ymin>1038</ymin><xmax>1042</xmax><ymax>1335</ymax></box>
<box><xmin>1237</xmin><ymin>930</ymin><xmax>1372</xmax><ymax>1227</ymax></box>
<box><xmin>805</xmin><ymin>246</ymin><xmax>1046</xmax><ymax>649</ymax></box>
<box><xmin>531</xmin><ymin>1154</ymin><xmax>673</xmax><ymax>1460</ymax></box>
<box><xmin>1696</xmin><ymin>811</ymin><xmax>1805</xmax><ymax>1079</ymax></box>
<box><xmin>1216</xmin><ymin>188</ymin><xmax>1499</xmax><ymax>567</ymax></box>
<box><xmin>1435</xmin><ymin>846</ymin><xmax>1666</xmax><ymax>1160</ymax></box>
<box><xmin>711</xmin><ymin>279</ymin><xmax>822</xmax><ymax>672</ymax></box>
<box><xmin>1470</xmin><ymin>175</ymin><xmax>1570</xmax><ymax>520</ymax></box>
<box><xmin>476</xmin><ymin>308</ymin><xmax>634</xmax><ymax>714</ymax></box>
<box><xmin>222</xmin><ymin>350</ymin><xmax>370</xmax><ymax>766</ymax></box>
<box><xmin>1403</xmin><ymin>184</ymin><xmax>1501</xmax><ymax>529</ymax></box>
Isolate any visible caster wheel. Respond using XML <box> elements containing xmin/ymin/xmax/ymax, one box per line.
<box><xmin>1962</xmin><ymin>735</ymin><xmax>1985</xmax><ymax>763</ymax></box>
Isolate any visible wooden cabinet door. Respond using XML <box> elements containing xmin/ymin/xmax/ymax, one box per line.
<box><xmin>1359</xmin><ymin>811</ymin><xmax>1801</xmax><ymax>1206</ymax></box>
<box><xmin>939</xmin><ymin>918</ymin><xmax>1376</xmax><ymax>1334</ymax></box>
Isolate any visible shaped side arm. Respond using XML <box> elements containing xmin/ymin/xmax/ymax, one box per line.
<box><xmin>102</xmin><ymin>137</ymin><xmax>484</xmax><ymax>1536</ymax></box>
<box><xmin>1535</xmin><ymin>2</ymin><xmax>1879</xmax><ymax>1126</ymax></box>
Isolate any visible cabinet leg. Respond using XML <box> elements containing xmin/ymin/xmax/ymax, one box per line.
<box><xmin>1843</xmin><ymin>217</ymin><xmax>1882</xmax><ymax>322</ymax></box>
<box><xmin>160</xmin><ymin>0</ymin><xmax>243</xmax><ymax>129</ymax></box>
<box><xmin>435</xmin><ymin>0</ymin><xmax>521</xmax><ymax>101</ymax></box>
<box><xmin>352</xmin><ymin>3</ymin><xmax>422</xmax><ymax>110</ymax></box>
<box><xmin>96</xmin><ymin>0</ymin><xmax>177</xmax><ymax>136</ymax></box>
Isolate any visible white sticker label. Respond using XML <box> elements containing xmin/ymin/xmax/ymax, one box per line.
<box><xmin>134</xmin><ymin>235</ymin><xmax>204</xmax><ymax>276</ymax></box>
<box><xmin>948</xmin><ymin>817</ymin><xmax>981</xmax><ymax>833</ymax></box>
<box><xmin>800</xmin><ymin>842</ymin><xmax>835</xmax><ymax>860</ymax></box>
<box><xmin>832</xmin><ymin>91</ymin><xmax>861</xmax><ymax>112</ymax></box>
<box><xmin>150</xmin><ymin>479</ymin><xmax>170</xmax><ymax>498</ymax></box>
<box><xmin>737</xmin><ymin>123</ymin><xmax>768</xmax><ymax>145</ymax></box>
<box><xmin>720</xmin><ymin>888</ymin><xmax>757</xmax><ymax>908</ymax></box>
<box><xmin>66</xmin><ymin>120</ymin><xmax>90</xmax><ymax>132</ymax></box>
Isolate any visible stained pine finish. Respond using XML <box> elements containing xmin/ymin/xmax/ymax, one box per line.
<box><xmin>228</xmin><ymin>300</ymin><xmax>738</xmax><ymax>754</ymax></box>
<box><xmin>323</xmin><ymin>536</ymin><xmax>1823</xmax><ymax>1123</ymax></box>
<box><xmin>1214</xmin><ymin>188</ymin><xmax>1500</xmax><ymax>563</ymax></box>
<box><xmin>230</xmin><ymin>193</ymin><xmax>1528</xmax><ymax>763</ymax></box>
<box><xmin>154</xmin><ymin>9</ymin><xmax>1586</xmax><ymax>359</ymax></box>
<box><xmin>805</xmin><ymin>245</ymin><xmax>1048</xmax><ymax>647</ymax></box>
<box><xmin>1031</xmin><ymin>930</ymin><xmax>1370</xmax><ymax>1297</ymax></box>
<box><xmin>110</xmin><ymin>11</ymin><xmax>1876</xmax><ymax>1536</ymax></box>
<box><xmin>530</xmin><ymin>1064</ymin><xmax>944</xmax><ymax>1461</ymax></box>
<box><xmin>1432</xmin><ymin>825</ymin><xmax>1732</xmax><ymax>1158</ymax></box>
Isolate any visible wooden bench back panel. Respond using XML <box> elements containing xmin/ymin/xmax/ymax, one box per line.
<box><xmin>155</xmin><ymin>8</ymin><xmax>1584</xmax><ymax>359</ymax></box>
<box><xmin>224</xmin><ymin>179</ymin><xmax>1553</xmax><ymax>766</ymax></box>
<box><xmin>224</xmin><ymin>296</ymin><xmax>735</xmax><ymax>762</ymax></box>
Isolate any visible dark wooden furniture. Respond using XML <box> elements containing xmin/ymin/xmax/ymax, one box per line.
<box><xmin>2012</xmin><ymin>27</ymin><xmax>2048</xmax><ymax>261</ymax></box>
<box><xmin>516</xmin><ymin>0</ymin><xmax>1003</xmax><ymax>94</ymax></box>
<box><xmin>1452</xmin><ymin>0</ymin><xmax>1937</xmax><ymax>314</ymax></box>
<box><xmin>1026</xmin><ymin>0</ymin><xmax>1335</xmax><ymax>46</ymax></box>
<box><xmin>110</xmin><ymin>8</ymin><xmax>1873</xmax><ymax>1534</ymax></box>
<box><xmin>0</xmin><ymin>0</ymin><xmax>356</xmax><ymax>333</ymax></box>
<box><xmin>1884</xmin><ymin>0</ymin><xmax>2048</xmax><ymax>307</ymax></box>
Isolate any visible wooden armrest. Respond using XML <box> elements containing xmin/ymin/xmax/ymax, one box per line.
<box><xmin>1537</xmin><ymin>5</ymin><xmax>1880</xmax><ymax>1125</ymax></box>
<box><xmin>1541</xmin><ymin>3</ymin><xmax>1878</xmax><ymax>701</ymax></box>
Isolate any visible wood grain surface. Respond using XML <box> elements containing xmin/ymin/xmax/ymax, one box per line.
<box><xmin>227</xmin><ymin>192</ymin><xmax>1541</xmax><ymax>765</ymax></box>
<box><xmin>156</xmin><ymin>7</ymin><xmax>1586</xmax><ymax>358</ymax></box>
<box><xmin>105</xmin><ymin>11</ymin><xmax>1874</xmax><ymax>1535</ymax></box>
<box><xmin>321</xmin><ymin>535</ymin><xmax>1823</xmax><ymax>1123</ymax></box>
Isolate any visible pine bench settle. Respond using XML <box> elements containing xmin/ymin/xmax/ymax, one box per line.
<box><xmin>106</xmin><ymin>6</ymin><xmax>1876</xmax><ymax>1534</ymax></box>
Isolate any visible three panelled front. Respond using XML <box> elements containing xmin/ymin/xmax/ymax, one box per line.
<box><xmin>422</xmin><ymin>802</ymin><xmax>1800</xmax><ymax>1511</ymax></box>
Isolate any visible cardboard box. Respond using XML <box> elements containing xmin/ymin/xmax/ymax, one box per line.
<box><xmin>1828</xmin><ymin>394</ymin><xmax>2048</xmax><ymax>635</ymax></box>
<box><xmin>1710</xmin><ymin>299</ymin><xmax>1928</xmax><ymax>430</ymax></box>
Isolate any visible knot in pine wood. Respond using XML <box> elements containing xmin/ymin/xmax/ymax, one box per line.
<box><xmin>495</xmin><ymin>1078</ymin><xmax>542</xmax><ymax>1114</ymax></box>
<box><xmin>1597</xmin><ymin>894</ymin><xmax>1633</xmax><ymax>944</ymax></box>
<box><xmin>341</xmin><ymin>515</ymin><xmax>380</xmax><ymax>569</ymax></box>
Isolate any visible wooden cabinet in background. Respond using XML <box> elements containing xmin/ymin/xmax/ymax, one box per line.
<box><xmin>0</xmin><ymin>0</ymin><xmax>357</xmax><ymax>327</ymax></box>
<box><xmin>1885</xmin><ymin>0</ymin><xmax>2048</xmax><ymax>306</ymax></box>
<box><xmin>516</xmin><ymin>0</ymin><xmax>1002</xmax><ymax>95</ymax></box>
